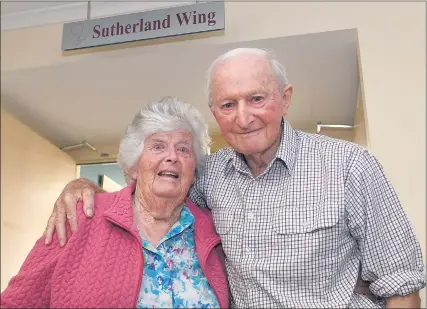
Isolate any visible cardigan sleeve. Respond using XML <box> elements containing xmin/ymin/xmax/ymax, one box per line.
<box><xmin>1</xmin><ymin>227</ymin><xmax>72</xmax><ymax>308</ymax></box>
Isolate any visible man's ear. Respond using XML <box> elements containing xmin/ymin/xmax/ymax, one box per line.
<box><xmin>282</xmin><ymin>84</ymin><xmax>293</xmax><ymax>117</ymax></box>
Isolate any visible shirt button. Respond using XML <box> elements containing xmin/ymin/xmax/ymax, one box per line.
<box><xmin>247</xmin><ymin>212</ymin><xmax>255</xmax><ymax>220</ymax></box>
<box><xmin>303</xmin><ymin>220</ymin><xmax>311</xmax><ymax>229</ymax></box>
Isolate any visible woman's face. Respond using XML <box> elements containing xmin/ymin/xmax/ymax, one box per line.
<box><xmin>132</xmin><ymin>130</ymin><xmax>196</xmax><ymax>219</ymax></box>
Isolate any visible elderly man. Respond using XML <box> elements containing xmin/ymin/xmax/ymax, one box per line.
<box><xmin>43</xmin><ymin>48</ymin><xmax>425</xmax><ymax>308</ymax></box>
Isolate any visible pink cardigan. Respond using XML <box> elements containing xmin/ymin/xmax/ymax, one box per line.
<box><xmin>1</xmin><ymin>185</ymin><xmax>229</xmax><ymax>308</ymax></box>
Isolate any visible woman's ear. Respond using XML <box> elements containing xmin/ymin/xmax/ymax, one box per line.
<box><xmin>191</xmin><ymin>173</ymin><xmax>196</xmax><ymax>186</ymax></box>
<box><xmin>129</xmin><ymin>167</ymin><xmax>138</xmax><ymax>183</ymax></box>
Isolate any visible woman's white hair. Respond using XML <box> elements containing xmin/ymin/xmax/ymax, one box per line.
<box><xmin>117</xmin><ymin>96</ymin><xmax>211</xmax><ymax>184</ymax></box>
<box><xmin>206</xmin><ymin>48</ymin><xmax>289</xmax><ymax>106</ymax></box>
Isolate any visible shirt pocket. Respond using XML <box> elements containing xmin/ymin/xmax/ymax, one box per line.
<box><xmin>211</xmin><ymin>207</ymin><xmax>235</xmax><ymax>235</ymax></box>
<box><xmin>210</xmin><ymin>206</ymin><xmax>240</xmax><ymax>263</ymax></box>
<box><xmin>272</xmin><ymin>201</ymin><xmax>340</xmax><ymax>235</ymax></box>
<box><xmin>208</xmin><ymin>187</ymin><xmax>239</xmax><ymax>236</ymax></box>
<box><xmin>270</xmin><ymin>200</ymin><xmax>343</xmax><ymax>285</ymax></box>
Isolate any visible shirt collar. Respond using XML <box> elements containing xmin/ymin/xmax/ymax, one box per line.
<box><xmin>225</xmin><ymin>118</ymin><xmax>299</xmax><ymax>175</ymax></box>
<box><xmin>158</xmin><ymin>204</ymin><xmax>195</xmax><ymax>239</ymax></box>
<box><xmin>177</xmin><ymin>204</ymin><xmax>195</xmax><ymax>231</ymax></box>
<box><xmin>276</xmin><ymin>119</ymin><xmax>299</xmax><ymax>173</ymax></box>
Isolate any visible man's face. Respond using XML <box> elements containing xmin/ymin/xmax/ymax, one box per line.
<box><xmin>210</xmin><ymin>54</ymin><xmax>293</xmax><ymax>156</ymax></box>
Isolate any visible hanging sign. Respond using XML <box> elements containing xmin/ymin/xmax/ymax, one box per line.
<box><xmin>62</xmin><ymin>1</ymin><xmax>225</xmax><ymax>51</ymax></box>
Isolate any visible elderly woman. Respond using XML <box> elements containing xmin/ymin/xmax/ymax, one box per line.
<box><xmin>1</xmin><ymin>97</ymin><xmax>229</xmax><ymax>308</ymax></box>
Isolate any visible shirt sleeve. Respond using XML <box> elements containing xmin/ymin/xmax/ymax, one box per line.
<box><xmin>188</xmin><ymin>157</ymin><xmax>211</xmax><ymax>209</ymax></box>
<box><xmin>189</xmin><ymin>178</ymin><xmax>208</xmax><ymax>208</ymax></box>
<box><xmin>345</xmin><ymin>149</ymin><xmax>426</xmax><ymax>298</ymax></box>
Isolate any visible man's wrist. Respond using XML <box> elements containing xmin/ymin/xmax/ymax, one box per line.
<box><xmin>386</xmin><ymin>292</ymin><xmax>421</xmax><ymax>308</ymax></box>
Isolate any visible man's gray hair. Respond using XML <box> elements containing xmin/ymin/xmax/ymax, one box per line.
<box><xmin>117</xmin><ymin>96</ymin><xmax>211</xmax><ymax>184</ymax></box>
<box><xmin>206</xmin><ymin>48</ymin><xmax>289</xmax><ymax>106</ymax></box>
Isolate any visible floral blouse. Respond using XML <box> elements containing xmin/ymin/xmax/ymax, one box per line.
<box><xmin>136</xmin><ymin>205</ymin><xmax>220</xmax><ymax>308</ymax></box>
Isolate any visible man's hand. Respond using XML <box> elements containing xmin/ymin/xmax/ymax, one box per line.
<box><xmin>386</xmin><ymin>292</ymin><xmax>421</xmax><ymax>308</ymax></box>
<box><xmin>43</xmin><ymin>178</ymin><xmax>105</xmax><ymax>246</ymax></box>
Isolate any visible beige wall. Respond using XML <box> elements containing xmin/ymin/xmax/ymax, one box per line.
<box><xmin>1</xmin><ymin>109</ymin><xmax>77</xmax><ymax>291</ymax></box>
<box><xmin>1</xmin><ymin>1</ymin><xmax>425</xmax><ymax>302</ymax></box>
<box><xmin>210</xmin><ymin>131</ymin><xmax>229</xmax><ymax>153</ymax></box>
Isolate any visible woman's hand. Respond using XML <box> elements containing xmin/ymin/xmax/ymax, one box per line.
<box><xmin>43</xmin><ymin>178</ymin><xmax>104</xmax><ymax>246</ymax></box>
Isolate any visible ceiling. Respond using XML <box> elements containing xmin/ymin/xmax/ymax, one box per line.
<box><xmin>1</xmin><ymin>28</ymin><xmax>359</xmax><ymax>162</ymax></box>
<box><xmin>0</xmin><ymin>1</ymin><xmax>77</xmax><ymax>15</ymax></box>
